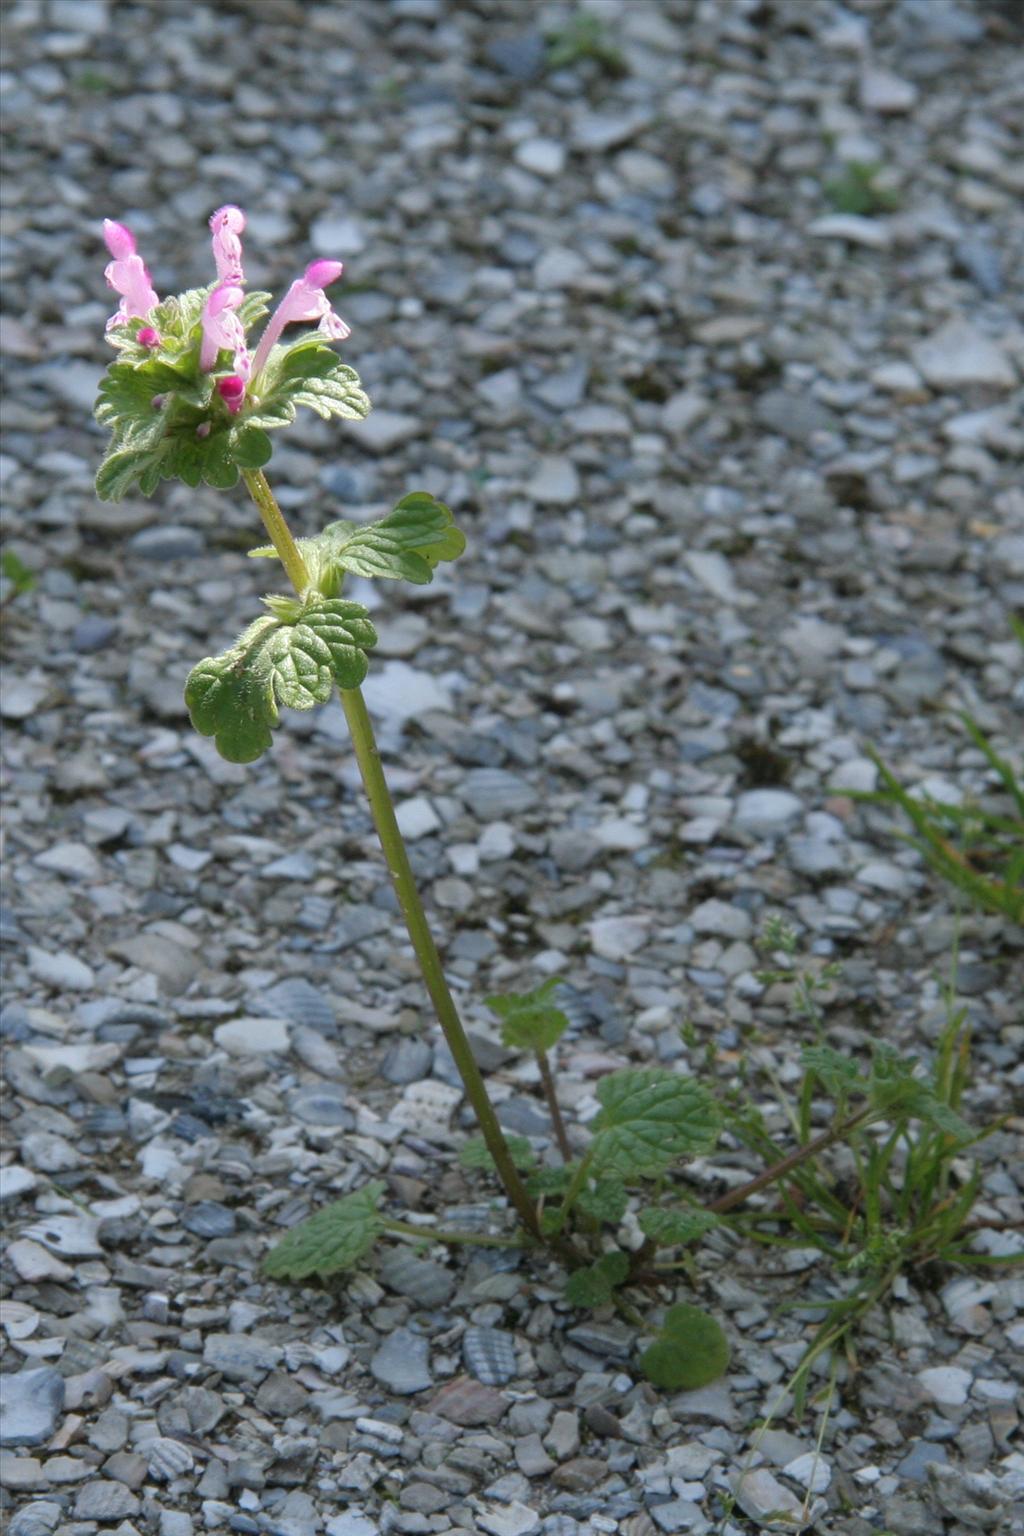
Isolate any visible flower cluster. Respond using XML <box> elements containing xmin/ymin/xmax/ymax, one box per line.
<box><xmin>102</xmin><ymin>206</ymin><xmax>351</xmax><ymax>414</ymax></box>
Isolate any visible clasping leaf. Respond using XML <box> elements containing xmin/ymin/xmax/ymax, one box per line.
<box><xmin>185</xmin><ymin>594</ymin><xmax>377</xmax><ymax>763</ymax></box>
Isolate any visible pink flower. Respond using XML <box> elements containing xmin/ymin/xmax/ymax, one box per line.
<box><xmin>136</xmin><ymin>326</ymin><xmax>160</xmax><ymax>347</ymax></box>
<box><xmin>209</xmin><ymin>205</ymin><xmax>246</xmax><ymax>283</ymax></box>
<box><xmin>200</xmin><ymin>282</ymin><xmax>251</xmax><ymax>379</ymax></box>
<box><xmin>103</xmin><ymin>218</ymin><xmax>160</xmax><ymax>330</ymax></box>
<box><xmin>250</xmin><ymin>259</ymin><xmax>350</xmax><ymax>381</ymax></box>
<box><xmin>216</xmin><ymin>375</ymin><xmax>247</xmax><ymax>414</ymax></box>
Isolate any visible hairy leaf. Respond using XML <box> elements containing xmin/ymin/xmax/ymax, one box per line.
<box><xmin>564</xmin><ymin>1250</ymin><xmax>629</xmax><ymax>1308</ymax></box>
<box><xmin>485</xmin><ymin>977</ymin><xmax>569</xmax><ymax>1053</ymax></box>
<box><xmin>801</xmin><ymin>1045</ymin><xmax>865</xmax><ymax>1097</ymax></box>
<box><xmin>527</xmin><ymin>1164</ymin><xmax>574</xmax><ymax>1198</ymax></box>
<box><xmin>459</xmin><ymin>1135</ymin><xmax>537</xmax><ymax>1172</ymax></box>
<box><xmin>637</xmin><ymin>1208</ymin><xmax>720</xmax><ymax>1246</ymax></box>
<box><xmin>251</xmin><ymin>493</ymin><xmax>466</xmax><ymax>591</ymax></box>
<box><xmin>245</xmin><ymin>340</ymin><xmax>370</xmax><ymax>430</ymax></box>
<box><xmin>576</xmin><ymin>1178</ymin><xmax>629</xmax><ymax>1226</ymax></box>
<box><xmin>589</xmin><ymin>1069</ymin><xmax>721</xmax><ymax>1178</ymax></box>
<box><xmin>185</xmin><ymin>596</ymin><xmax>377</xmax><ymax>763</ymax></box>
<box><xmin>640</xmin><ymin>1304</ymin><xmax>730</xmax><ymax>1390</ymax></box>
<box><xmin>263</xmin><ymin>1181</ymin><xmax>386</xmax><ymax>1280</ymax></box>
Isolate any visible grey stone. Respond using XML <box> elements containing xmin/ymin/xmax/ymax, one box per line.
<box><xmin>369</xmin><ymin>1328</ymin><xmax>433</xmax><ymax>1394</ymax></box>
<box><xmin>463</xmin><ymin>1327</ymin><xmax>517</xmax><ymax>1386</ymax></box>
<box><xmin>0</xmin><ymin>1367</ymin><xmax>65</xmax><ymax>1448</ymax></box>
<box><xmin>462</xmin><ymin>769</ymin><xmax>538</xmax><ymax>820</ymax></box>
<box><xmin>128</xmin><ymin>525</ymin><xmax>205</xmax><ymax>560</ymax></box>
<box><xmin>203</xmin><ymin>1333</ymin><xmax>283</xmax><ymax>1383</ymax></box>
<box><xmin>381</xmin><ymin>1037</ymin><xmax>433</xmax><ymax>1084</ymax></box>
<box><xmin>734</xmin><ymin>789</ymin><xmax>804</xmax><ymax>838</ymax></box>
<box><xmin>378</xmin><ymin>1248</ymin><xmax>455</xmax><ymax>1308</ymax></box>
<box><xmin>755</xmin><ymin>390</ymin><xmax>838</xmax><ymax>443</ymax></box>
<box><xmin>912</xmin><ymin>322</ymin><xmax>1016</xmax><ymax>391</ymax></box>
<box><xmin>181</xmin><ymin>1201</ymin><xmax>236</xmax><ymax>1238</ymax></box>
<box><xmin>73</xmin><ymin>1481</ymin><xmax>141</xmax><ymax>1521</ymax></box>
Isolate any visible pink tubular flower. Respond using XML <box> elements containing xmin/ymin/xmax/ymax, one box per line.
<box><xmin>209</xmin><ymin>205</ymin><xmax>246</xmax><ymax>283</ymax></box>
<box><xmin>200</xmin><ymin>282</ymin><xmax>251</xmax><ymax>379</ymax></box>
<box><xmin>250</xmin><ymin>259</ymin><xmax>350</xmax><ymax>382</ymax></box>
<box><xmin>103</xmin><ymin>218</ymin><xmax>160</xmax><ymax>330</ymax></box>
<box><xmin>216</xmin><ymin>375</ymin><xmax>246</xmax><ymax>414</ymax></box>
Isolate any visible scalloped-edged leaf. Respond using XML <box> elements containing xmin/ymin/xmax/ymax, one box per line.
<box><xmin>526</xmin><ymin>1164</ymin><xmax>574</xmax><ymax>1199</ymax></box>
<box><xmin>564</xmin><ymin>1250</ymin><xmax>630</xmax><ymax>1308</ymax></box>
<box><xmin>637</xmin><ymin>1208</ymin><xmax>720</xmax><ymax>1246</ymax></box>
<box><xmin>458</xmin><ymin>1134</ymin><xmax>537</xmax><ymax>1172</ymax></box>
<box><xmin>245</xmin><ymin>341</ymin><xmax>371</xmax><ymax>431</ymax></box>
<box><xmin>264</xmin><ymin>1181</ymin><xmax>387</xmax><ymax>1281</ymax></box>
<box><xmin>640</xmin><ymin>1304</ymin><xmax>730</xmax><ymax>1390</ymax></box>
<box><xmin>230</xmin><ymin>425</ymin><xmax>273</xmax><ymax>469</ymax></box>
<box><xmin>589</xmin><ymin>1069</ymin><xmax>721</xmax><ymax>1178</ymax></box>
<box><xmin>249</xmin><ymin>494</ymin><xmax>466</xmax><ymax>592</ymax></box>
<box><xmin>801</xmin><ymin>1045</ymin><xmax>865</xmax><ymax>1097</ymax></box>
<box><xmin>577</xmin><ymin>1178</ymin><xmax>629</xmax><ymax>1226</ymax></box>
<box><xmin>184</xmin><ymin>596</ymin><xmax>378</xmax><ymax>763</ymax></box>
<box><xmin>485</xmin><ymin>977</ymin><xmax>569</xmax><ymax>1053</ymax></box>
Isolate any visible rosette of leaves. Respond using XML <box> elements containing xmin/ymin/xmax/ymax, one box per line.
<box><xmin>94</xmin><ymin>292</ymin><xmax>370</xmax><ymax>501</ymax></box>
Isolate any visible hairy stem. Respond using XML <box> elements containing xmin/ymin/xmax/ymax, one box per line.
<box><xmin>240</xmin><ymin>469</ymin><xmax>541</xmax><ymax>1243</ymax></box>
<box><xmin>536</xmin><ymin>1048</ymin><xmax>572</xmax><ymax>1162</ymax></box>
<box><xmin>340</xmin><ymin>686</ymin><xmax>541</xmax><ymax>1239</ymax></box>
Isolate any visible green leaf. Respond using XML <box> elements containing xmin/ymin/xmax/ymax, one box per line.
<box><xmin>868</xmin><ymin>1046</ymin><xmax>973</xmax><ymax>1140</ymax></box>
<box><xmin>250</xmin><ymin>494</ymin><xmax>467</xmax><ymax>592</ymax></box>
<box><xmin>801</xmin><ymin>1045</ymin><xmax>865</xmax><ymax>1097</ymax></box>
<box><xmin>640</xmin><ymin>1304</ymin><xmax>730</xmax><ymax>1390</ymax></box>
<box><xmin>459</xmin><ymin>1135</ymin><xmax>537</xmax><ymax>1172</ymax></box>
<box><xmin>576</xmin><ymin>1178</ymin><xmax>629</xmax><ymax>1225</ymax></box>
<box><xmin>245</xmin><ymin>340</ymin><xmax>371</xmax><ymax>430</ymax></box>
<box><xmin>589</xmin><ymin>1069</ymin><xmax>721</xmax><ymax>1178</ymax></box>
<box><xmin>230</xmin><ymin>425</ymin><xmax>273</xmax><ymax>469</ymax></box>
<box><xmin>564</xmin><ymin>1250</ymin><xmax>630</xmax><ymax>1307</ymax></box>
<box><xmin>485</xmin><ymin>977</ymin><xmax>569</xmax><ymax>1053</ymax></box>
<box><xmin>527</xmin><ymin>1164</ymin><xmax>574</xmax><ymax>1198</ymax></box>
<box><xmin>184</xmin><ymin>596</ymin><xmax>378</xmax><ymax>763</ymax></box>
<box><xmin>637</xmin><ymin>1208</ymin><xmax>720</xmax><ymax>1246</ymax></box>
<box><xmin>263</xmin><ymin>1181</ymin><xmax>386</xmax><ymax>1280</ymax></box>
<box><xmin>95</xmin><ymin>436</ymin><xmax>169</xmax><ymax>502</ymax></box>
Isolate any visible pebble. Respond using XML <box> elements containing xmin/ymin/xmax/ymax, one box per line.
<box><xmin>369</xmin><ymin>1328</ymin><xmax>433</xmax><ymax>1394</ymax></box>
<box><xmin>463</xmin><ymin>1326</ymin><xmax>517</xmax><ymax>1386</ymax></box>
<box><xmin>912</xmin><ymin>322</ymin><xmax>1016</xmax><ymax>392</ymax></box>
<box><xmin>734</xmin><ymin>790</ymin><xmax>804</xmax><ymax>839</ymax></box>
<box><xmin>73</xmin><ymin>1481</ymin><xmax>141</xmax><ymax>1521</ymax></box>
<box><xmin>0</xmin><ymin>1368</ymin><xmax>65</xmax><ymax>1448</ymax></box>
<box><xmin>203</xmin><ymin>1334</ymin><xmax>284</xmax><ymax>1383</ymax></box>
<box><xmin>213</xmin><ymin>1016</ymin><xmax>290</xmax><ymax>1055</ymax></box>
<box><xmin>917</xmin><ymin>1366</ymin><xmax>973</xmax><ymax>1406</ymax></box>
<box><xmin>528</xmin><ymin>456</ymin><xmax>580</xmax><ymax>505</ymax></box>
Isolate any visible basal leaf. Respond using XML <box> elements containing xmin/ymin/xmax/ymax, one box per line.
<box><xmin>564</xmin><ymin>1249</ymin><xmax>630</xmax><ymax>1308</ymax></box>
<box><xmin>576</xmin><ymin>1178</ymin><xmax>629</xmax><ymax>1225</ymax></box>
<box><xmin>184</xmin><ymin>597</ymin><xmax>378</xmax><ymax>763</ymax></box>
<box><xmin>589</xmin><ymin>1069</ymin><xmax>721</xmax><ymax>1178</ymax></box>
<box><xmin>263</xmin><ymin>1180</ymin><xmax>386</xmax><ymax>1280</ymax></box>
<box><xmin>485</xmin><ymin>977</ymin><xmax>569</xmax><ymax>1053</ymax></box>
<box><xmin>637</xmin><ymin>1208</ymin><xmax>720</xmax><ymax>1246</ymax></box>
<box><xmin>459</xmin><ymin>1134</ymin><xmax>537</xmax><ymax>1172</ymax></box>
<box><xmin>640</xmin><ymin>1304</ymin><xmax>730</xmax><ymax>1390</ymax></box>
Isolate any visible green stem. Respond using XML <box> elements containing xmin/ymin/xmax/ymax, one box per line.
<box><xmin>339</xmin><ymin>686</ymin><xmax>541</xmax><ymax>1239</ymax></box>
<box><xmin>242</xmin><ymin>468</ymin><xmax>310</xmax><ymax>592</ymax></box>
<box><xmin>240</xmin><ymin>469</ymin><xmax>542</xmax><ymax>1244</ymax></box>
<box><xmin>382</xmin><ymin>1218</ymin><xmax>535</xmax><ymax>1249</ymax></box>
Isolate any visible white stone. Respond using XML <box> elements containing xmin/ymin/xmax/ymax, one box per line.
<box><xmin>0</xmin><ymin>675</ymin><xmax>50</xmax><ymax>720</ymax></box>
<box><xmin>528</xmin><ymin>456</ymin><xmax>579</xmax><ymax>505</ymax></box>
<box><xmin>396</xmin><ymin>797</ymin><xmax>441</xmax><ymax>841</ymax></box>
<box><xmin>691</xmin><ymin>899</ymin><xmax>753</xmax><ymax>941</ymax></box>
<box><xmin>784</xmin><ymin>1453</ymin><xmax>832</xmax><ymax>1493</ymax></box>
<box><xmin>0</xmin><ymin>1166</ymin><xmax>38</xmax><ymax>1203</ymax></box>
<box><xmin>23</xmin><ymin>1043</ymin><xmax>120</xmax><ymax>1076</ymax></box>
<box><xmin>478</xmin><ymin>822</ymin><xmax>516</xmax><ymax>861</ymax></box>
<box><xmin>213</xmin><ymin>1016</ymin><xmax>290</xmax><ymax>1055</ymax></box>
<box><xmin>391</xmin><ymin>1080</ymin><xmax>462</xmax><ymax>1136</ymax></box>
<box><xmin>7</xmin><ymin>1239</ymin><xmax>74</xmax><ymax>1283</ymax></box>
<box><xmin>350</xmin><ymin>411</ymin><xmax>422</xmax><ymax>453</ymax></box>
<box><xmin>684</xmin><ymin>551</ymin><xmax>752</xmax><ymax>607</ymax></box>
<box><xmin>734</xmin><ymin>790</ymin><xmax>804</xmax><ymax>838</ymax></box>
<box><xmin>917</xmin><ymin>1365</ymin><xmax>973</xmax><ymax>1406</ymax></box>
<box><xmin>34</xmin><ymin>842</ymin><xmax>102</xmax><ymax>881</ymax></box>
<box><xmin>26</xmin><ymin>947</ymin><xmax>95</xmax><ymax>991</ymax></box>
<box><xmin>859</xmin><ymin>66</ymin><xmax>918</xmax><ymax>114</ymax></box>
<box><xmin>830</xmin><ymin>757</ymin><xmax>878</xmax><ymax>793</ymax></box>
<box><xmin>534</xmin><ymin>248</ymin><xmax>586</xmax><ymax>289</ymax></box>
<box><xmin>871</xmin><ymin>362</ymin><xmax>925</xmax><ymax>393</ymax></box>
<box><xmin>662</xmin><ymin>391</ymin><xmax>710</xmax><ymax>436</ymax></box>
<box><xmin>809</xmin><ymin>214</ymin><xmax>891</xmax><ymax>248</ymax></box>
<box><xmin>477</xmin><ymin>1501</ymin><xmax>540</xmax><ymax>1536</ymax></box>
<box><xmin>588</xmin><ymin>915</ymin><xmax>649</xmax><ymax>961</ymax></box>
<box><xmin>361</xmin><ymin>662</ymin><xmax>453</xmax><ymax>735</ymax></box>
<box><xmin>514</xmin><ymin>138</ymin><xmax>565</xmax><ymax>177</ymax></box>
<box><xmin>594</xmin><ymin>818</ymin><xmax>649</xmax><ymax>851</ymax></box>
<box><xmin>310</xmin><ymin>214</ymin><xmax>366</xmax><ymax>254</ymax></box>
<box><xmin>731</xmin><ymin>1467</ymin><xmax>808</xmax><ymax>1525</ymax></box>
<box><xmin>912</xmin><ymin>322</ymin><xmax>1016</xmax><ymax>391</ymax></box>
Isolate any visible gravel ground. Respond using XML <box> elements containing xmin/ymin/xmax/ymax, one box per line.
<box><xmin>1</xmin><ymin>1</ymin><xmax>1023</xmax><ymax>1534</ymax></box>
